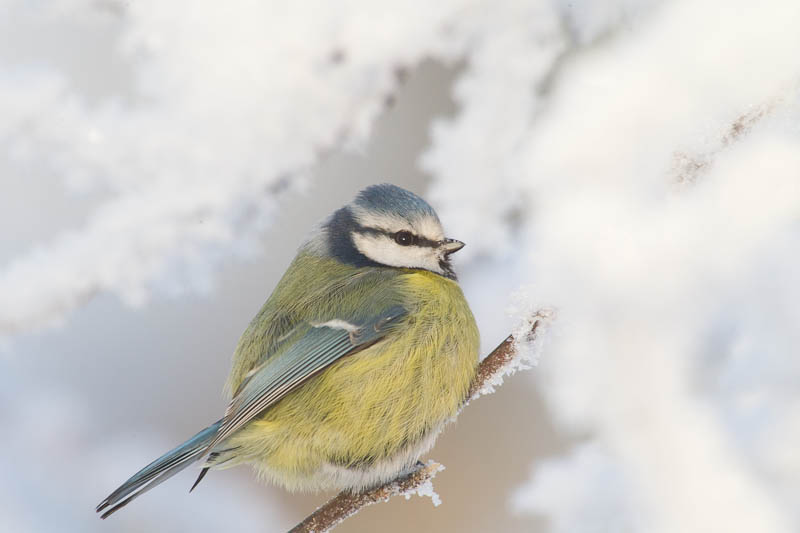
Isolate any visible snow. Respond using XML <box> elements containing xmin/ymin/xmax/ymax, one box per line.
<box><xmin>0</xmin><ymin>0</ymin><xmax>473</xmax><ymax>337</ymax></box>
<box><xmin>423</xmin><ymin>1</ymin><xmax>800</xmax><ymax>532</ymax></box>
<box><xmin>511</xmin><ymin>443</ymin><xmax>648</xmax><ymax>533</ymax></box>
<box><xmin>471</xmin><ymin>304</ymin><xmax>555</xmax><ymax>400</ymax></box>
<box><xmin>401</xmin><ymin>462</ymin><xmax>445</xmax><ymax>507</ymax></box>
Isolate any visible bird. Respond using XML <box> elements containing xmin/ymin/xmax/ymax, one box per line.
<box><xmin>96</xmin><ymin>183</ymin><xmax>479</xmax><ymax>518</ymax></box>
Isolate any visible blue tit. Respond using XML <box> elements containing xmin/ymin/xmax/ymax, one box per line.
<box><xmin>97</xmin><ymin>183</ymin><xmax>479</xmax><ymax>518</ymax></box>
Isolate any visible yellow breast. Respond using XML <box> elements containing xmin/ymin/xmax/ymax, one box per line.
<box><xmin>226</xmin><ymin>270</ymin><xmax>479</xmax><ymax>491</ymax></box>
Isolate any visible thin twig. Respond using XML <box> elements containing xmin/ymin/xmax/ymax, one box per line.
<box><xmin>671</xmin><ymin>81</ymin><xmax>798</xmax><ymax>186</ymax></box>
<box><xmin>288</xmin><ymin>311</ymin><xmax>550</xmax><ymax>533</ymax></box>
<box><xmin>288</xmin><ymin>461</ymin><xmax>444</xmax><ymax>533</ymax></box>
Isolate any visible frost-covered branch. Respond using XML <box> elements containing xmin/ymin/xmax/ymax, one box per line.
<box><xmin>671</xmin><ymin>83</ymin><xmax>795</xmax><ymax>185</ymax></box>
<box><xmin>0</xmin><ymin>1</ymin><xmax>481</xmax><ymax>339</ymax></box>
<box><xmin>288</xmin><ymin>309</ymin><xmax>552</xmax><ymax>533</ymax></box>
<box><xmin>288</xmin><ymin>461</ymin><xmax>444</xmax><ymax>533</ymax></box>
<box><xmin>467</xmin><ymin>309</ymin><xmax>553</xmax><ymax>402</ymax></box>
<box><xmin>423</xmin><ymin>2</ymin><xmax>800</xmax><ymax>531</ymax></box>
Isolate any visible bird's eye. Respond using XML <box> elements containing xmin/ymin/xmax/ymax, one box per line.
<box><xmin>394</xmin><ymin>231</ymin><xmax>414</xmax><ymax>246</ymax></box>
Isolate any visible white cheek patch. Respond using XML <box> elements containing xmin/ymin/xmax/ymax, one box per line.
<box><xmin>352</xmin><ymin>233</ymin><xmax>444</xmax><ymax>275</ymax></box>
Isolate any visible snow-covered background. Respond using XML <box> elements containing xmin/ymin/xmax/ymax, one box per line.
<box><xmin>2</xmin><ymin>1</ymin><xmax>799</xmax><ymax>532</ymax></box>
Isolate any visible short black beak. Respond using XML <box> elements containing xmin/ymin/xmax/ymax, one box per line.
<box><xmin>440</xmin><ymin>238</ymin><xmax>465</xmax><ymax>255</ymax></box>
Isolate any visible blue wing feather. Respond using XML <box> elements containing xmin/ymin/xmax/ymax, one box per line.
<box><xmin>200</xmin><ymin>305</ymin><xmax>408</xmax><ymax>459</ymax></box>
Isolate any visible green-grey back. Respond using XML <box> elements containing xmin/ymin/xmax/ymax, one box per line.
<box><xmin>226</xmin><ymin>249</ymin><xmax>408</xmax><ymax>396</ymax></box>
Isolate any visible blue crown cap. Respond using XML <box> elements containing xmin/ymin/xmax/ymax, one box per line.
<box><xmin>353</xmin><ymin>183</ymin><xmax>438</xmax><ymax>220</ymax></box>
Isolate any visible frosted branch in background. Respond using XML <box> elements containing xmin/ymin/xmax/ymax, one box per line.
<box><xmin>511</xmin><ymin>443</ymin><xmax>647</xmax><ymax>532</ymax></box>
<box><xmin>424</xmin><ymin>0</ymin><xmax>800</xmax><ymax>532</ymax></box>
<box><xmin>423</xmin><ymin>1</ymin><xmax>566</xmax><ymax>260</ymax></box>
<box><xmin>0</xmin><ymin>0</ymin><xmax>479</xmax><ymax>338</ymax></box>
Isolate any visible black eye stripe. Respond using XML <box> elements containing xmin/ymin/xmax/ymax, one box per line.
<box><xmin>353</xmin><ymin>226</ymin><xmax>439</xmax><ymax>248</ymax></box>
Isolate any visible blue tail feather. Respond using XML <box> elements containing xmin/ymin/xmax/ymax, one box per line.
<box><xmin>96</xmin><ymin>419</ymin><xmax>222</xmax><ymax>519</ymax></box>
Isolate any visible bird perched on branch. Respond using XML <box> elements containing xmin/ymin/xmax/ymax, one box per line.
<box><xmin>97</xmin><ymin>183</ymin><xmax>479</xmax><ymax>518</ymax></box>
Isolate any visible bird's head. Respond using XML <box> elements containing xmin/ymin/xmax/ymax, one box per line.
<box><xmin>316</xmin><ymin>184</ymin><xmax>465</xmax><ymax>280</ymax></box>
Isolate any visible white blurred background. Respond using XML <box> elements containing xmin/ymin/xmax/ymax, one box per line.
<box><xmin>2</xmin><ymin>1</ymin><xmax>799</xmax><ymax>532</ymax></box>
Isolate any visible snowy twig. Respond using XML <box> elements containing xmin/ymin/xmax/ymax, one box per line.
<box><xmin>288</xmin><ymin>310</ymin><xmax>552</xmax><ymax>533</ymax></box>
<box><xmin>288</xmin><ymin>461</ymin><xmax>444</xmax><ymax>533</ymax></box>
<box><xmin>671</xmin><ymin>82</ymin><xmax>797</xmax><ymax>186</ymax></box>
<box><xmin>467</xmin><ymin>308</ymin><xmax>553</xmax><ymax>402</ymax></box>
